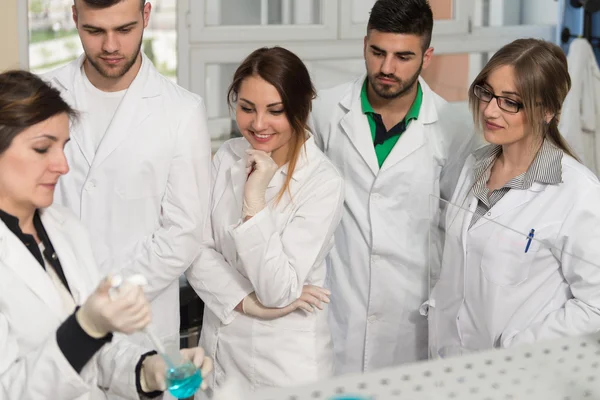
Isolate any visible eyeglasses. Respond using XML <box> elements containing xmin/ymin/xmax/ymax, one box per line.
<box><xmin>473</xmin><ymin>85</ymin><xmax>523</xmax><ymax>114</ymax></box>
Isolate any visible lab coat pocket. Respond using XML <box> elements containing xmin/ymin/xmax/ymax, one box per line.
<box><xmin>480</xmin><ymin>230</ymin><xmax>540</xmax><ymax>287</ymax></box>
<box><xmin>251</xmin><ymin>314</ymin><xmax>317</xmax><ymax>387</ymax></box>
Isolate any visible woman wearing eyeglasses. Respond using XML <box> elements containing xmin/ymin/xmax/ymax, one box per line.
<box><xmin>425</xmin><ymin>38</ymin><xmax>600</xmax><ymax>358</ymax></box>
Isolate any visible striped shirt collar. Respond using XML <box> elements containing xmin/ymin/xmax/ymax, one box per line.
<box><xmin>472</xmin><ymin>139</ymin><xmax>563</xmax><ymax>191</ymax></box>
<box><xmin>467</xmin><ymin>139</ymin><xmax>563</xmax><ymax>228</ymax></box>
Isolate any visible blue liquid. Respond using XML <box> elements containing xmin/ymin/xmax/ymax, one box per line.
<box><xmin>166</xmin><ymin>362</ymin><xmax>202</xmax><ymax>399</ymax></box>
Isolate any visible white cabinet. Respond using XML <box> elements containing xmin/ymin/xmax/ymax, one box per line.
<box><xmin>177</xmin><ymin>0</ymin><xmax>558</xmax><ymax>143</ymax></box>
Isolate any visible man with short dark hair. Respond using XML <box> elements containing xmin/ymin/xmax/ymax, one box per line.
<box><xmin>310</xmin><ymin>0</ymin><xmax>479</xmax><ymax>374</ymax></box>
<box><xmin>44</xmin><ymin>2</ymin><xmax>212</xmax><ymax>395</ymax></box>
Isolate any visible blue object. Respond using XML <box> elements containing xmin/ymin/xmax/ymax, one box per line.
<box><xmin>525</xmin><ymin>228</ymin><xmax>535</xmax><ymax>253</ymax></box>
<box><xmin>166</xmin><ymin>362</ymin><xmax>202</xmax><ymax>399</ymax></box>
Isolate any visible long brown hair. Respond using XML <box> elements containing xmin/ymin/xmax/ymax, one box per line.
<box><xmin>228</xmin><ymin>46</ymin><xmax>316</xmax><ymax>203</ymax></box>
<box><xmin>0</xmin><ymin>70</ymin><xmax>77</xmax><ymax>156</ymax></box>
<box><xmin>469</xmin><ymin>38</ymin><xmax>577</xmax><ymax>159</ymax></box>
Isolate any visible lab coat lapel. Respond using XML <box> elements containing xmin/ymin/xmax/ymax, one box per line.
<box><xmin>267</xmin><ymin>171</ymin><xmax>286</xmax><ymax>189</ymax></box>
<box><xmin>0</xmin><ymin>221</ymin><xmax>64</xmax><ymax>320</ymax></box>
<box><xmin>91</xmin><ymin>53</ymin><xmax>160</xmax><ymax>169</ymax></box>
<box><xmin>380</xmin><ymin>120</ymin><xmax>425</xmax><ymax>172</ymax></box>
<box><xmin>469</xmin><ymin>183</ymin><xmax>546</xmax><ymax>232</ymax></box>
<box><xmin>450</xmin><ymin>164</ymin><xmax>478</xmax><ymax>249</ymax></box>
<box><xmin>40</xmin><ymin>209</ymin><xmax>86</xmax><ymax>305</ymax></box>
<box><xmin>380</xmin><ymin>78</ymin><xmax>436</xmax><ymax>172</ymax></box>
<box><xmin>230</xmin><ymin>156</ymin><xmax>248</xmax><ymax>217</ymax></box>
<box><xmin>339</xmin><ymin>76</ymin><xmax>379</xmax><ymax>176</ymax></box>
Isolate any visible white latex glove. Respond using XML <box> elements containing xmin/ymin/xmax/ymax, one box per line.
<box><xmin>141</xmin><ymin>347</ymin><xmax>214</xmax><ymax>392</ymax></box>
<box><xmin>76</xmin><ymin>276</ymin><xmax>151</xmax><ymax>338</ymax></box>
<box><xmin>241</xmin><ymin>285</ymin><xmax>330</xmax><ymax>319</ymax></box>
<box><xmin>242</xmin><ymin>149</ymin><xmax>279</xmax><ymax>219</ymax></box>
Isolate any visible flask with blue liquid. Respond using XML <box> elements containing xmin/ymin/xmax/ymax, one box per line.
<box><xmin>109</xmin><ymin>275</ymin><xmax>203</xmax><ymax>398</ymax></box>
<box><xmin>165</xmin><ymin>359</ymin><xmax>203</xmax><ymax>398</ymax></box>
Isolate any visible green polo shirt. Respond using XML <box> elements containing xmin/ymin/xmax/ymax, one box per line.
<box><xmin>361</xmin><ymin>79</ymin><xmax>423</xmax><ymax>167</ymax></box>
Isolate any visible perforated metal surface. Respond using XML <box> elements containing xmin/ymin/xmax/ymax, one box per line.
<box><xmin>250</xmin><ymin>332</ymin><xmax>600</xmax><ymax>400</ymax></box>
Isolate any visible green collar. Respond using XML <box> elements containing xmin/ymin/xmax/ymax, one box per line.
<box><xmin>360</xmin><ymin>78</ymin><xmax>423</xmax><ymax>122</ymax></box>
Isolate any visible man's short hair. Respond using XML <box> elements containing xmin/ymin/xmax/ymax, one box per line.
<box><xmin>367</xmin><ymin>0</ymin><xmax>434</xmax><ymax>51</ymax></box>
<box><xmin>76</xmin><ymin>0</ymin><xmax>145</xmax><ymax>10</ymax></box>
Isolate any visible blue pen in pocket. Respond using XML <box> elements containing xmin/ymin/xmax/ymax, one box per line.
<box><xmin>525</xmin><ymin>228</ymin><xmax>535</xmax><ymax>253</ymax></box>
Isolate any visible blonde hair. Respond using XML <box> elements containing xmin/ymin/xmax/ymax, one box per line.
<box><xmin>469</xmin><ymin>38</ymin><xmax>577</xmax><ymax>159</ymax></box>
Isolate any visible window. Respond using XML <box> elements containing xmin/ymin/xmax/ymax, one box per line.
<box><xmin>189</xmin><ymin>0</ymin><xmax>337</xmax><ymax>42</ymax></box>
<box><xmin>181</xmin><ymin>0</ymin><xmax>557</xmax><ymax>147</ymax></box>
<box><xmin>340</xmin><ymin>0</ymin><xmax>471</xmax><ymax>38</ymax></box>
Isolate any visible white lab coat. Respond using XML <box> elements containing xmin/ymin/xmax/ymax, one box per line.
<box><xmin>43</xmin><ymin>54</ymin><xmax>212</xmax><ymax>354</ymax></box>
<box><xmin>428</xmin><ymin>149</ymin><xmax>600</xmax><ymax>356</ymax></box>
<box><xmin>0</xmin><ymin>205</ymin><xmax>147</xmax><ymax>400</ymax></box>
<box><xmin>309</xmin><ymin>75</ymin><xmax>479</xmax><ymax>374</ymax></box>
<box><xmin>185</xmin><ymin>135</ymin><xmax>343</xmax><ymax>391</ymax></box>
<box><xmin>559</xmin><ymin>38</ymin><xmax>600</xmax><ymax>177</ymax></box>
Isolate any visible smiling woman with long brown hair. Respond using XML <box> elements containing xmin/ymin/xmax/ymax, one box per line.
<box><xmin>186</xmin><ymin>46</ymin><xmax>344</xmax><ymax>391</ymax></box>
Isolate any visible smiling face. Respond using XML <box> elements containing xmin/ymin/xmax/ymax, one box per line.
<box><xmin>0</xmin><ymin>113</ymin><xmax>71</xmax><ymax>216</ymax></box>
<box><xmin>479</xmin><ymin>65</ymin><xmax>529</xmax><ymax>147</ymax></box>
<box><xmin>73</xmin><ymin>0</ymin><xmax>150</xmax><ymax>86</ymax></box>
<box><xmin>235</xmin><ymin>75</ymin><xmax>294</xmax><ymax>166</ymax></box>
<box><xmin>363</xmin><ymin>30</ymin><xmax>433</xmax><ymax>100</ymax></box>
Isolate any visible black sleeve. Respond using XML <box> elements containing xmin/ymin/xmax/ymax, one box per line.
<box><xmin>135</xmin><ymin>350</ymin><xmax>163</xmax><ymax>398</ymax></box>
<box><xmin>56</xmin><ymin>310</ymin><xmax>113</xmax><ymax>373</ymax></box>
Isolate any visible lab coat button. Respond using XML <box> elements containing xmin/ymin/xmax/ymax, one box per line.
<box><xmin>84</xmin><ymin>181</ymin><xmax>96</xmax><ymax>191</ymax></box>
<box><xmin>371</xmin><ymin>255</ymin><xmax>379</xmax><ymax>264</ymax></box>
<box><xmin>487</xmin><ymin>212</ymin><xmax>492</xmax><ymax>216</ymax></box>
<box><xmin>368</xmin><ymin>315</ymin><xmax>377</xmax><ymax>323</ymax></box>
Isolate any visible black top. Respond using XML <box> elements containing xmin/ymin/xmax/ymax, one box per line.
<box><xmin>0</xmin><ymin>209</ymin><xmax>71</xmax><ymax>292</ymax></box>
<box><xmin>372</xmin><ymin>113</ymin><xmax>411</xmax><ymax>146</ymax></box>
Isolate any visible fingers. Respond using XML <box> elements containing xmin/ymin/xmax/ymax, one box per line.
<box><xmin>199</xmin><ymin>356</ymin><xmax>213</xmax><ymax>390</ymax></box>
<box><xmin>246</xmin><ymin>149</ymin><xmax>274</xmax><ymax>164</ymax></box>
<box><xmin>142</xmin><ymin>354</ymin><xmax>167</xmax><ymax>392</ymax></box>
<box><xmin>117</xmin><ymin>287</ymin><xmax>149</xmax><ymax>316</ymax></box>
<box><xmin>299</xmin><ymin>293</ymin><xmax>323</xmax><ymax>310</ymax></box>
<box><xmin>246</xmin><ymin>148</ymin><xmax>268</xmax><ymax>157</ymax></box>
<box><xmin>200</xmin><ymin>355</ymin><xmax>213</xmax><ymax>377</ymax></box>
<box><xmin>178</xmin><ymin>349</ymin><xmax>212</xmax><ymax>391</ymax></box>
<box><xmin>120</xmin><ymin>306</ymin><xmax>152</xmax><ymax>332</ymax></box>
<box><xmin>180</xmin><ymin>347</ymin><xmax>206</xmax><ymax>367</ymax></box>
<box><xmin>96</xmin><ymin>276</ymin><xmax>113</xmax><ymax>295</ymax></box>
<box><xmin>293</xmin><ymin>300</ymin><xmax>314</xmax><ymax>313</ymax></box>
<box><xmin>108</xmin><ymin>286</ymin><xmax>152</xmax><ymax>333</ymax></box>
<box><xmin>153</xmin><ymin>371</ymin><xmax>167</xmax><ymax>392</ymax></box>
<box><xmin>193</xmin><ymin>347</ymin><xmax>206</xmax><ymax>366</ymax></box>
<box><xmin>302</xmin><ymin>285</ymin><xmax>331</xmax><ymax>296</ymax></box>
<box><xmin>302</xmin><ymin>285</ymin><xmax>331</xmax><ymax>303</ymax></box>
<box><xmin>246</xmin><ymin>153</ymin><xmax>256</xmax><ymax>168</ymax></box>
